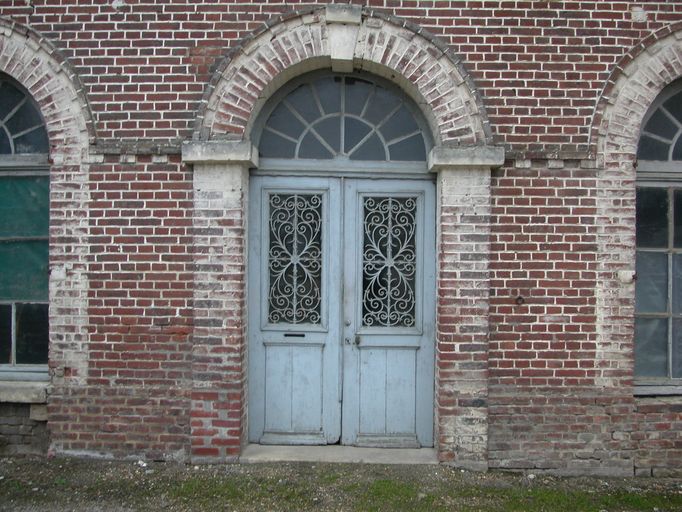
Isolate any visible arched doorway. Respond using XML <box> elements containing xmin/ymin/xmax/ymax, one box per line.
<box><xmin>247</xmin><ymin>73</ymin><xmax>436</xmax><ymax>447</ymax></box>
<box><xmin>183</xmin><ymin>5</ymin><xmax>504</xmax><ymax>464</ymax></box>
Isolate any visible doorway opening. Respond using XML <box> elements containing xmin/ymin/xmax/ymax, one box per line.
<box><xmin>247</xmin><ymin>72</ymin><xmax>436</xmax><ymax>448</ymax></box>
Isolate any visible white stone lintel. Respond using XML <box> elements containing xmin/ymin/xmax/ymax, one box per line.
<box><xmin>428</xmin><ymin>145</ymin><xmax>505</xmax><ymax>172</ymax></box>
<box><xmin>182</xmin><ymin>140</ymin><xmax>258</xmax><ymax>167</ymax></box>
<box><xmin>0</xmin><ymin>381</ymin><xmax>48</xmax><ymax>404</ymax></box>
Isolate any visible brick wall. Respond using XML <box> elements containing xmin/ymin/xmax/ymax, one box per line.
<box><xmin>0</xmin><ymin>404</ymin><xmax>49</xmax><ymax>456</ymax></box>
<box><xmin>0</xmin><ymin>1</ymin><xmax>682</xmax><ymax>473</ymax></box>
<box><xmin>1</xmin><ymin>1</ymin><xmax>680</xmax><ymax>154</ymax></box>
<box><xmin>488</xmin><ymin>160</ymin><xmax>634</xmax><ymax>475</ymax></box>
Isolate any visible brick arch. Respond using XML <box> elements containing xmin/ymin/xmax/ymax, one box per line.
<box><xmin>0</xmin><ymin>17</ymin><xmax>95</xmax><ymax>160</ymax></box>
<box><xmin>0</xmin><ymin>17</ymin><xmax>92</xmax><ymax>453</ymax></box>
<box><xmin>193</xmin><ymin>6</ymin><xmax>492</xmax><ymax>146</ymax></box>
<box><xmin>594</xmin><ymin>22</ymin><xmax>682</xmax><ymax>163</ymax></box>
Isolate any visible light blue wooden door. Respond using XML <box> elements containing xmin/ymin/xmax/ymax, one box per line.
<box><xmin>341</xmin><ymin>179</ymin><xmax>435</xmax><ymax>447</ymax></box>
<box><xmin>248</xmin><ymin>176</ymin><xmax>342</xmax><ymax>444</ymax></box>
<box><xmin>248</xmin><ymin>176</ymin><xmax>434</xmax><ymax>447</ymax></box>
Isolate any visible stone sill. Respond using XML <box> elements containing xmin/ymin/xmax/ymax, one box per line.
<box><xmin>0</xmin><ymin>381</ymin><xmax>48</xmax><ymax>404</ymax></box>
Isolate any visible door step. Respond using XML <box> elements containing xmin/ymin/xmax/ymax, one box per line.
<box><xmin>239</xmin><ymin>444</ymin><xmax>438</xmax><ymax>464</ymax></box>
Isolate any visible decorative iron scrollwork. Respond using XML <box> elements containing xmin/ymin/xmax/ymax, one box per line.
<box><xmin>362</xmin><ymin>196</ymin><xmax>416</xmax><ymax>327</ymax></box>
<box><xmin>268</xmin><ymin>193</ymin><xmax>322</xmax><ymax>324</ymax></box>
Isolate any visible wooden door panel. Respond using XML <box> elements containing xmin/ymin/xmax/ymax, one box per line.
<box><xmin>263</xmin><ymin>344</ymin><xmax>324</xmax><ymax>435</ymax></box>
<box><xmin>249</xmin><ymin>177</ymin><xmax>341</xmax><ymax>445</ymax></box>
<box><xmin>358</xmin><ymin>347</ymin><xmax>417</xmax><ymax>441</ymax></box>
<box><xmin>342</xmin><ymin>179</ymin><xmax>435</xmax><ymax>448</ymax></box>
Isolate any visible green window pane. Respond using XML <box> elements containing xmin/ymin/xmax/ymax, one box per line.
<box><xmin>674</xmin><ymin>319</ymin><xmax>682</xmax><ymax>379</ymax></box>
<box><xmin>636</xmin><ymin>252</ymin><xmax>668</xmax><ymax>313</ymax></box>
<box><xmin>0</xmin><ymin>176</ymin><xmax>49</xmax><ymax>238</ymax></box>
<box><xmin>15</xmin><ymin>303</ymin><xmax>48</xmax><ymax>365</ymax></box>
<box><xmin>636</xmin><ymin>187</ymin><xmax>668</xmax><ymax>248</ymax></box>
<box><xmin>0</xmin><ymin>305</ymin><xmax>10</xmax><ymax>364</ymax></box>
<box><xmin>0</xmin><ymin>241</ymin><xmax>48</xmax><ymax>301</ymax></box>
<box><xmin>634</xmin><ymin>317</ymin><xmax>668</xmax><ymax>377</ymax></box>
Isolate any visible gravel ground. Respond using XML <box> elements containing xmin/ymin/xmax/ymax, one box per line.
<box><xmin>2</xmin><ymin>455</ymin><xmax>682</xmax><ymax>511</ymax></box>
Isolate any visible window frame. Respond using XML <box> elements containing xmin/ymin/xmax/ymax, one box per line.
<box><xmin>635</xmin><ymin>80</ymin><xmax>682</xmax><ymax>395</ymax></box>
<box><xmin>253</xmin><ymin>71</ymin><xmax>434</xmax><ymax>172</ymax></box>
<box><xmin>0</xmin><ymin>75</ymin><xmax>50</xmax><ymax>383</ymax></box>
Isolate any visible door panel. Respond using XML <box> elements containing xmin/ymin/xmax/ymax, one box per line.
<box><xmin>249</xmin><ymin>176</ymin><xmax>434</xmax><ymax>447</ymax></box>
<box><xmin>249</xmin><ymin>177</ymin><xmax>342</xmax><ymax>445</ymax></box>
<box><xmin>341</xmin><ymin>179</ymin><xmax>435</xmax><ymax>448</ymax></box>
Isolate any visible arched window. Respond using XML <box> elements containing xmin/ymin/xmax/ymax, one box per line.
<box><xmin>635</xmin><ymin>80</ymin><xmax>682</xmax><ymax>390</ymax></box>
<box><xmin>256</xmin><ymin>73</ymin><xmax>431</xmax><ymax>166</ymax></box>
<box><xmin>0</xmin><ymin>74</ymin><xmax>49</xmax><ymax>378</ymax></box>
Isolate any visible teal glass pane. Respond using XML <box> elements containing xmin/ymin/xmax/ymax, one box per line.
<box><xmin>0</xmin><ymin>81</ymin><xmax>25</xmax><ymax>120</ymax></box>
<box><xmin>285</xmin><ymin>84</ymin><xmax>321</xmax><ymax>123</ymax></box>
<box><xmin>15</xmin><ymin>303</ymin><xmax>48</xmax><ymax>365</ymax></box>
<box><xmin>674</xmin><ymin>319</ymin><xmax>682</xmax><ymax>378</ymax></box>
<box><xmin>265</xmin><ymin>102</ymin><xmax>305</xmax><ymax>140</ymax></box>
<box><xmin>0</xmin><ymin>130</ymin><xmax>10</xmax><ymax>154</ymax></box>
<box><xmin>663</xmin><ymin>92</ymin><xmax>682</xmax><ymax>126</ymax></box>
<box><xmin>634</xmin><ymin>317</ymin><xmax>668</xmax><ymax>377</ymax></box>
<box><xmin>637</xmin><ymin>135</ymin><xmax>670</xmax><ymax>161</ymax></box>
<box><xmin>299</xmin><ymin>132</ymin><xmax>333</xmax><ymax>159</ymax></box>
<box><xmin>313</xmin><ymin>116</ymin><xmax>340</xmax><ymax>154</ymax></box>
<box><xmin>0</xmin><ymin>176</ymin><xmax>49</xmax><ymax>238</ymax></box>
<box><xmin>388</xmin><ymin>133</ymin><xmax>427</xmax><ymax>161</ymax></box>
<box><xmin>344</xmin><ymin>78</ymin><xmax>373</xmax><ymax>116</ymax></box>
<box><xmin>350</xmin><ymin>134</ymin><xmax>385</xmax><ymax>161</ymax></box>
<box><xmin>0</xmin><ymin>305</ymin><xmax>10</xmax><ymax>364</ymax></box>
<box><xmin>0</xmin><ymin>241</ymin><xmax>48</xmax><ymax>301</ymax></box>
<box><xmin>259</xmin><ymin>129</ymin><xmax>296</xmax><ymax>159</ymax></box>
<box><xmin>14</xmin><ymin>128</ymin><xmax>49</xmax><ymax>154</ymax></box>
<box><xmin>313</xmin><ymin>76</ymin><xmax>341</xmax><ymax>115</ymax></box>
<box><xmin>379</xmin><ymin>105</ymin><xmax>419</xmax><ymax>142</ymax></box>
<box><xmin>344</xmin><ymin>117</ymin><xmax>371</xmax><ymax>154</ymax></box>
<box><xmin>643</xmin><ymin>109</ymin><xmax>677</xmax><ymax>141</ymax></box>
<box><xmin>636</xmin><ymin>187</ymin><xmax>668</xmax><ymax>248</ymax></box>
<box><xmin>635</xmin><ymin>251</ymin><xmax>668</xmax><ymax>313</ymax></box>
<box><xmin>364</xmin><ymin>86</ymin><xmax>400</xmax><ymax>126</ymax></box>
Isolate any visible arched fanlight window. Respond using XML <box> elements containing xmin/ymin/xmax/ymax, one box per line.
<box><xmin>0</xmin><ymin>76</ymin><xmax>49</xmax><ymax>155</ymax></box>
<box><xmin>257</xmin><ymin>74</ymin><xmax>431</xmax><ymax>163</ymax></box>
<box><xmin>0</xmin><ymin>73</ymin><xmax>49</xmax><ymax>377</ymax></box>
<box><xmin>635</xmin><ymin>79</ymin><xmax>682</xmax><ymax>390</ymax></box>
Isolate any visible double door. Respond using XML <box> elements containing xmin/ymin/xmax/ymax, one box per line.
<box><xmin>248</xmin><ymin>176</ymin><xmax>435</xmax><ymax>447</ymax></box>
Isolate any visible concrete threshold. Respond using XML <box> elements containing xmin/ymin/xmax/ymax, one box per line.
<box><xmin>240</xmin><ymin>444</ymin><xmax>438</xmax><ymax>465</ymax></box>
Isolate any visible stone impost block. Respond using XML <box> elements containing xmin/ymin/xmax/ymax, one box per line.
<box><xmin>182</xmin><ymin>140</ymin><xmax>258</xmax><ymax>167</ymax></box>
<box><xmin>428</xmin><ymin>145</ymin><xmax>505</xmax><ymax>171</ymax></box>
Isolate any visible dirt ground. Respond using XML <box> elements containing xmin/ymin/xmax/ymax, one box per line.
<box><xmin>2</xmin><ymin>455</ymin><xmax>682</xmax><ymax>511</ymax></box>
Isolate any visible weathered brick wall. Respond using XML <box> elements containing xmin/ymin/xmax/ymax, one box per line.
<box><xmin>0</xmin><ymin>404</ymin><xmax>49</xmax><ymax>456</ymax></box>
<box><xmin>0</xmin><ymin>1</ymin><xmax>681</xmax><ymax>472</ymax></box>
<box><xmin>487</xmin><ymin>160</ymin><xmax>635</xmax><ymax>476</ymax></box>
<box><xmin>2</xmin><ymin>1</ymin><xmax>681</xmax><ymax>154</ymax></box>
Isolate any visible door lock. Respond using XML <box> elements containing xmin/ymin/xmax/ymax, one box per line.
<box><xmin>344</xmin><ymin>335</ymin><xmax>361</xmax><ymax>346</ymax></box>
